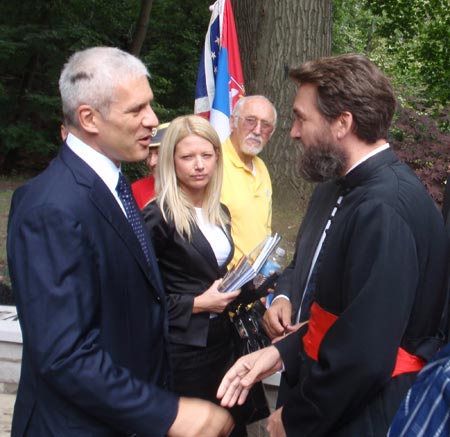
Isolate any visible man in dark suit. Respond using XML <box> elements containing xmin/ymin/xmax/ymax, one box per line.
<box><xmin>218</xmin><ymin>54</ymin><xmax>449</xmax><ymax>436</ymax></box>
<box><xmin>7</xmin><ymin>46</ymin><xmax>233</xmax><ymax>437</ymax></box>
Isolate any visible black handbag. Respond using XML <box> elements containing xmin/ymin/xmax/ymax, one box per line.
<box><xmin>227</xmin><ymin>273</ymin><xmax>278</xmax><ymax>355</ymax></box>
<box><xmin>225</xmin><ymin>276</ymin><xmax>279</xmax><ymax>423</ymax></box>
<box><xmin>227</xmin><ymin>292</ymin><xmax>273</xmax><ymax>423</ymax></box>
<box><xmin>229</xmin><ymin>299</ymin><xmax>272</xmax><ymax>355</ymax></box>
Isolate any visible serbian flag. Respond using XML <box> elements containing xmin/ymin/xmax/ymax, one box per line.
<box><xmin>194</xmin><ymin>0</ymin><xmax>245</xmax><ymax>142</ymax></box>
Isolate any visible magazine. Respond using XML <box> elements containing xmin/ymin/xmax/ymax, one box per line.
<box><xmin>218</xmin><ymin>233</ymin><xmax>281</xmax><ymax>292</ymax></box>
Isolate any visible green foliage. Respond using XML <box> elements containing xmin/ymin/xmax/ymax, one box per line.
<box><xmin>0</xmin><ymin>0</ymin><xmax>211</xmax><ymax>174</ymax></box>
<box><xmin>332</xmin><ymin>0</ymin><xmax>380</xmax><ymax>54</ymax></box>
<box><xmin>362</xmin><ymin>0</ymin><xmax>450</xmax><ymax>105</ymax></box>
<box><xmin>333</xmin><ymin>0</ymin><xmax>450</xmax><ymax>204</ymax></box>
<box><xmin>0</xmin><ymin>0</ymin><xmax>142</xmax><ymax>172</ymax></box>
<box><xmin>333</xmin><ymin>0</ymin><xmax>450</xmax><ymax>106</ymax></box>
<box><xmin>142</xmin><ymin>0</ymin><xmax>211</xmax><ymax>121</ymax></box>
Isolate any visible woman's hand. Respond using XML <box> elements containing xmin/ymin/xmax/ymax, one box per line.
<box><xmin>193</xmin><ymin>279</ymin><xmax>241</xmax><ymax>314</ymax></box>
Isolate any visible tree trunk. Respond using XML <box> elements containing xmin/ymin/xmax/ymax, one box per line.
<box><xmin>129</xmin><ymin>0</ymin><xmax>154</xmax><ymax>56</ymax></box>
<box><xmin>232</xmin><ymin>0</ymin><xmax>332</xmax><ymax>207</ymax></box>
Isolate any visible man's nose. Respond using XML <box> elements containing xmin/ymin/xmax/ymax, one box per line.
<box><xmin>252</xmin><ymin>120</ymin><xmax>263</xmax><ymax>135</ymax></box>
<box><xmin>142</xmin><ymin>104</ymin><xmax>158</xmax><ymax>127</ymax></box>
<box><xmin>290</xmin><ymin>121</ymin><xmax>301</xmax><ymax>139</ymax></box>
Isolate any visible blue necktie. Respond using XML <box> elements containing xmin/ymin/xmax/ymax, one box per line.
<box><xmin>116</xmin><ymin>173</ymin><xmax>151</xmax><ymax>266</ymax></box>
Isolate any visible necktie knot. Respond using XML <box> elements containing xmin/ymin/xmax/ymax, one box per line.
<box><xmin>116</xmin><ymin>173</ymin><xmax>151</xmax><ymax>266</ymax></box>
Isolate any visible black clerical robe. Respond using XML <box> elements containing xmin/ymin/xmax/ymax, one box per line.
<box><xmin>274</xmin><ymin>148</ymin><xmax>449</xmax><ymax>436</ymax></box>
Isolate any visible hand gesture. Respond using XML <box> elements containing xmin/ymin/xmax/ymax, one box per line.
<box><xmin>217</xmin><ymin>346</ymin><xmax>282</xmax><ymax>408</ymax></box>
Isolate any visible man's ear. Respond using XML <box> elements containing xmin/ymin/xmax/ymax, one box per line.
<box><xmin>335</xmin><ymin>111</ymin><xmax>353</xmax><ymax>140</ymax></box>
<box><xmin>77</xmin><ymin>105</ymin><xmax>100</xmax><ymax>134</ymax></box>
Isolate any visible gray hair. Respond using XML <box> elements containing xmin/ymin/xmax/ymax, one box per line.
<box><xmin>59</xmin><ymin>47</ymin><xmax>150</xmax><ymax>127</ymax></box>
<box><xmin>232</xmin><ymin>95</ymin><xmax>278</xmax><ymax>129</ymax></box>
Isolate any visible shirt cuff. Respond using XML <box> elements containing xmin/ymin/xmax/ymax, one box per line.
<box><xmin>273</xmin><ymin>294</ymin><xmax>290</xmax><ymax>303</ymax></box>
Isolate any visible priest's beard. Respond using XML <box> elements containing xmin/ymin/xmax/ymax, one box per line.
<box><xmin>297</xmin><ymin>141</ymin><xmax>348</xmax><ymax>183</ymax></box>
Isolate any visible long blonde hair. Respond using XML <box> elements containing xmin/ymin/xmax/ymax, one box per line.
<box><xmin>156</xmin><ymin>115</ymin><xmax>229</xmax><ymax>240</ymax></box>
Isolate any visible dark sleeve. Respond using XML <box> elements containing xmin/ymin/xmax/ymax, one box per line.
<box><xmin>8</xmin><ymin>203</ymin><xmax>178</xmax><ymax>436</ymax></box>
<box><xmin>142</xmin><ymin>202</ymin><xmax>196</xmax><ymax>330</ymax></box>
<box><xmin>443</xmin><ymin>175</ymin><xmax>450</xmax><ymax>226</ymax></box>
<box><xmin>281</xmin><ymin>201</ymin><xmax>422</xmax><ymax>436</ymax></box>
<box><xmin>273</xmin><ymin>326</ymin><xmax>307</xmax><ymax>383</ymax></box>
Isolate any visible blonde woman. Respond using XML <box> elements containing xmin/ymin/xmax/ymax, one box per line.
<box><xmin>142</xmin><ymin>115</ymin><xmax>250</xmax><ymax>434</ymax></box>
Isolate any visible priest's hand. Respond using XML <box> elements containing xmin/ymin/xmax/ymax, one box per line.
<box><xmin>217</xmin><ymin>346</ymin><xmax>283</xmax><ymax>408</ymax></box>
<box><xmin>263</xmin><ymin>297</ymin><xmax>292</xmax><ymax>338</ymax></box>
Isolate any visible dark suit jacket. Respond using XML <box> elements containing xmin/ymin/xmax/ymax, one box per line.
<box><xmin>7</xmin><ymin>144</ymin><xmax>178</xmax><ymax>436</ymax></box>
<box><xmin>142</xmin><ymin>202</ymin><xmax>234</xmax><ymax>348</ymax></box>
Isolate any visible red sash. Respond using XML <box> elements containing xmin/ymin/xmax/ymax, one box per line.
<box><xmin>302</xmin><ymin>302</ymin><xmax>425</xmax><ymax>377</ymax></box>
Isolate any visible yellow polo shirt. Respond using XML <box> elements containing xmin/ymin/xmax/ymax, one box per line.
<box><xmin>221</xmin><ymin>136</ymin><xmax>272</xmax><ymax>268</ymax></box>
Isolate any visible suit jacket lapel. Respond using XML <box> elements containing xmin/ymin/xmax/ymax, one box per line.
<box><xmin>222</xmin><ymin>223</ymin><xmax>234</xmax><ymax>271</ymax></box>
<box><xmin>190</xmin><ymin>226</ymin><xmax>220</xmax><ymax>273</ymax></box>
<box><xmin>90</xmin><ymin>179</ymin><xmax>165</xmax><ymax>297</ymax></box>
<box><xmin>61</xmin><ymin>145</ymin><xmax>165</xmax><ymax>299</ymax></box>
<box><xmin>190</xmin><ymin>220</ymin><xmax>234</xmax><ymax>275</ymax></box>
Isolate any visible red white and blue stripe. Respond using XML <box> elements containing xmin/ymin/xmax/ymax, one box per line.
<box><xmin>194</xmin><ymin>0</ymin><xmax>245</xmax><ymax>142</ymax></box>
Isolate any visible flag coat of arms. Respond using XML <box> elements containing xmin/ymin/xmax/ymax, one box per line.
<box><xmin>194</xmin><ymin>0</ymin><xmax>245</xmax><ymax>142</ymax></box>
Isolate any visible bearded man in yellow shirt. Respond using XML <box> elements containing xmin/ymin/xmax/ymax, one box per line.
<box><xmin>221</xmin><ymin>95</ymin><xmax>277</xmax><ymax>267</ymax></box>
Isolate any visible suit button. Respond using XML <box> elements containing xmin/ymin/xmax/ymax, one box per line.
<box><xmin>156</xmin><ymin>295</ymin><xmax>161</xmax><ymax>302</ymax></box>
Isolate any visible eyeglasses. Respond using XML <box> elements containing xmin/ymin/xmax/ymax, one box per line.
<box><xmin>238</xmin><ymin>116</ymin><xmax>274</xmax><ymax>134</ymax></box>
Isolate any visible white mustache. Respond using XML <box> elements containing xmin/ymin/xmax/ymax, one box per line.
<box><xmin>245</xmin><ymin>134</ymin><xmax>263</xmax><ymax>145</ymax></box>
